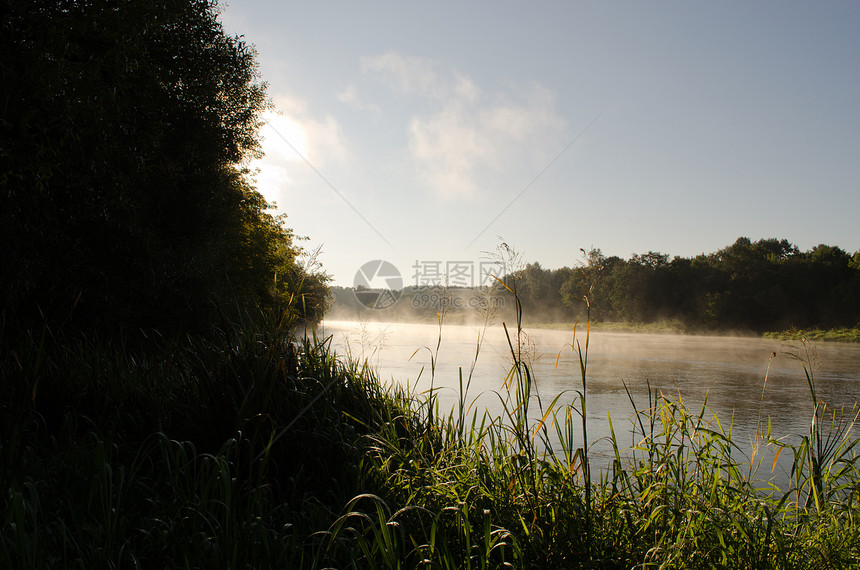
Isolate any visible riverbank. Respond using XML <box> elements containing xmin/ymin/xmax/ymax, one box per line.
<box><xmin>3</xmin><ymin>318</ymin><xmax>859</xmax><ymax>567</ymax></box>
<box><xmin>763</xmin><ymin>326</ymin><xmax>860</xmax><ymax>343</ymax></box>
<box><xmin>521</xmin><ymin>320</ymin><xmax>860</xmax><ymax>343</ymax></box>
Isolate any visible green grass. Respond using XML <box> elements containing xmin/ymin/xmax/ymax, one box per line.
<box><xmin>763</xmin><ymin>326</ymin><xmax>860</xmax><ymax>343</ymax></box>
<box><xmin>3</xmin><ymin>302</ymin><xmax>860</xmax><ymax>568</ymax></box>
<box><xmin>528</xmin><ymin>318</ymin><xmax>692</xmax><ymax>335</ymax></box>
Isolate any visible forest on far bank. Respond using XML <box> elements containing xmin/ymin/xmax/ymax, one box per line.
<box><xmin>329</xmin><ymin>237</ymin><xmax>860</xmax><ymax>334</ymax></box>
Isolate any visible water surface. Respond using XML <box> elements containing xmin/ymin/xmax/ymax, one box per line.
<box><xmin>318</xmin><ymin>320</ymin><xmax>860</xmax><ymax>480</ymax></box>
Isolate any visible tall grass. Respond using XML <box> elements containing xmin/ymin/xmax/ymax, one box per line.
<box><xmin>1</xmin><ymin>311</ymin><xmax>415</xmax><ymax>568</ymax></box>
<box><xmin>3</xmin><ymin>290</ymin><xmax>860</xmax><ymax>567</ymax></box>
<box><xmin>327</xmin><ymin>285</ymin><xmax>860</xmax><ymax>567</ymax></box>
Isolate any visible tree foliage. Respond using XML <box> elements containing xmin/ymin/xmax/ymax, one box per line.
<box><xmin>1</xmin><ymin>0</ymin><xmax>328</xmax><ymax>333</ymax></box>
<box><xmin>517</xmin><ymin>238</ymin><xmax>860</xmax><ymax>332</ymax></box>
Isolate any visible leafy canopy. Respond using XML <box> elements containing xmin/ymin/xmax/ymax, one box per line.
<box><xmin>0</xmin><ymin>0</ymin><xmax>328</xmax><ymax>333</ymax></box>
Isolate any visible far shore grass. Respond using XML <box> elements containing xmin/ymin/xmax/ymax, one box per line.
<box><xmin>526</xmin><ymin>319</ymin><xmax>698</xmax><ymax>335</ymax></box>
<box><xmin>762</xmin><ymin>326</ymin><xmax>860</xmax><ymax>343</ymax></box>
<box><xmin>516</xmin><ymin>320</ymin><xmax>860</xmax><ymax>342</ymax></box>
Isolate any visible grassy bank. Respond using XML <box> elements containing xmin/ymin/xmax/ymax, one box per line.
<box><xmin>527</xmin><ymin>319</ymin><xmax>692</xmax><ymax>335</ymax></box>
<box><xmin>3</xmin><ymin>312</ymin><xmax>860</xmax><ymax>568</ymax></box>
<box><xmin>527</xmin><ymin>321</ymin><xmax>860</xmax><ymax>343</ymax></box>
<box><xmin>1</xmin><ymin>315</ymin><xmax>407</xmax><ymax>568</ymax></box>
<box><xmin>763</xmin><ymin>327</ymin><xmax>860</xmax><ymax>343</ymax></box>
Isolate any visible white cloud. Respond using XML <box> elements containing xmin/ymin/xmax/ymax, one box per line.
<box><xmin>452</xmin><ymin>74</ymin><xmax>480</xmax><ymax>103</ymax></box>
<box><xmin>362</xmin><ymin>51</ymin><xmax>565</xmax><ymax>199</ymax></box>
<box><xmin>409</xmin><ymin>92</ymin><xmax>563</xmax><ymax>198</ymax></box>
<box><xmin>337</xmin><ymin>83</ymin><xmax>381</xmax><ymax>114</ymax></box>
<box><xmin>361</xmin><ymin>51</ymin><xmax>441</xmax><ymax>97</ymax></box>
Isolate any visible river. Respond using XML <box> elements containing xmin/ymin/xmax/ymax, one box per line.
<box><xmin>316</xmin><ymin>319</ymin><xmax>860</xmax><ymax>482</ymax></box>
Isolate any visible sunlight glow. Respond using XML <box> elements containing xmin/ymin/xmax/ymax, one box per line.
<box><xmin>248</xmin><ymin>111</ymin><xmax>309</xmax><ymax>209</ymax></box>
<box><xmin>260</xmin><ymin>110</ymin><xmax>309</xmax><ymax>161</ymax></box>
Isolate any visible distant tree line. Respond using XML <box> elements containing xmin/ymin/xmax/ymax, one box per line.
<box><xmin>514</xmin><ymin>238</ymin><xmax>860</xmax><ymax>332</ymax></box>
<box><xmin>1</xmin><ymin>0</ymin><xmax>329</xmax><ymax>336</ymax></box>
<box><xmin>329</xmin><ymin>238</ymin><xmax>860</xmax><ymax>333</ymax></box>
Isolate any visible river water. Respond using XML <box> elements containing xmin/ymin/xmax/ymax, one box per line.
<box><xmin>317</xmin><ymin>320</ymin><xmax>860</xmax><ymax>482</ymax></box>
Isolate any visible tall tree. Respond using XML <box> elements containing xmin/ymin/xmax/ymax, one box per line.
<box><xmin>560</xmin><ymin>248</ymin><xmax>616</xmax><ymax>320</ymax></box>
<box><xmin>1</xmin><ymin>0</ymin><xmax>326</xmax><ymax>333</ymax></box>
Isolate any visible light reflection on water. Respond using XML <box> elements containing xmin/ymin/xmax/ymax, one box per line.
<box><xmin>315</xmin><ymin>320</ymin><xmax>860</xmax><ymax>485</ymax></box>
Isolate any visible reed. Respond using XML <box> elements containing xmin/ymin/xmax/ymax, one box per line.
<box><xmin>329</xmin><ymin>285</ymin><xmax>860</xmax><ymax>567</ymax></box>
<box><xmin>3</xmin><ymin>295</ymin><xmax>859</xmax><ymax>567</ymax></box>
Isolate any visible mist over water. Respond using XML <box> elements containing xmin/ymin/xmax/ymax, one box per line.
<box><xmin>317</xmin><ymin>320</ymin><xmax>860</xmax><ymax>482</ymax></box>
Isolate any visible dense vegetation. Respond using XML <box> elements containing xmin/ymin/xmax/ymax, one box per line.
<box><xmin>1</xmin><ymin>0</ymin><xmax>329</xmax><ymax>336</ymax></box>
<box><xmin>4</xmin><ymin>296</ymin><xmax>859</xmax><ymax>568</ymax></box>
<box><xmin>331</xmin><ymin>239</ymin><xmax>860</xmax><ymax>335</ymax></box>
<box><xmin>555</xmin><ymin>240</ymin><xmax>860</xmax><ymax>332</ymax></box>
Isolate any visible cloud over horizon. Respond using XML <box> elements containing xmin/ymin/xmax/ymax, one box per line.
<box><xmin>360</xmin><ymin>51</ymin><xmax>568</xmax><ymax>199</ymax></box>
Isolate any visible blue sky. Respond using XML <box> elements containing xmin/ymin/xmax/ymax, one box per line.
<box><xmin>221</xmin><ymin>1</ymin><xmax>860</xmax><ymax>286</ymax></box>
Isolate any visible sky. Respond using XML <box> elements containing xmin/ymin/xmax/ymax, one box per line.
<box><xmin>220</xmin><ymin>1</ymin><xmax>860</xmax><ymax>287</ymax></box>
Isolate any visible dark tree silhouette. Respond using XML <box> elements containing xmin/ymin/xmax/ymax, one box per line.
<box><xmin>1</xmin><ymin>0</ymin><xmax>327</xmax><ymax>334</ymax></box>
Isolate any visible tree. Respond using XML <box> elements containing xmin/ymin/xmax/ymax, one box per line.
<box><xmin>0</xmin><ymin>0</ymin><xmax>326</xmax><ymax>333</ymax></box>
<box><xmin>517</xmin><ymin>263</ymin><xmax>559</xmax><ymax>319</ymax></box>
<box><xmin>789</xmin><ymin>244</ymin><xmax>856</xmax><ymax>328</ymax></box>
<box><xmin>560</xmin><ymin>248</ymin><xmax>616</xmax><ymax>320</ymax></box>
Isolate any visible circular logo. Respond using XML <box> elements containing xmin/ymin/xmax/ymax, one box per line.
<box><xmin>353</xmin><ymin>260</ymin><xmax>402</xmax><ymax>309</ymax></box>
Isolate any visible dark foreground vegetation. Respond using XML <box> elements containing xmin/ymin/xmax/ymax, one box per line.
<box><xmin>4</xmin><ymin>306</ymin><xmax>860</xmax><ymax>568</ymax></box>
<box><xmin>3</xmin><ymin>1</ymin><xmax>860</xmax><ymax>567</ymax></box>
